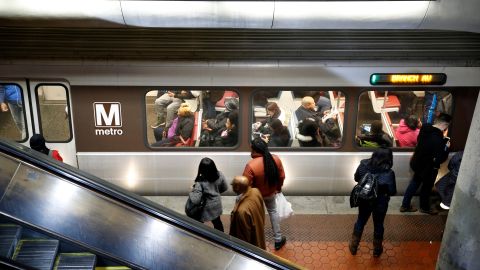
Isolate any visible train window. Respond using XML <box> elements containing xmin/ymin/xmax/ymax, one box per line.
<box><xmin>35</xmin><ymin>85</ymin><xmax>71</xmax><ymax>142</ymax></box>
<box><xmin>355</xmin><ymin>90</ymin><xmax>453</xmax><ymax>148</ymax></box>
<box><xmin>251</xmin><ymin>90</ymin><xmax>344</xmax><ymax>148</ymax></box>
<box><xmin>145</xmin><ymin>90</ymin><xmax>239</xmax><ymax>148</ymax></box>
<box><xmin>0</xmin><ymin>84</ymin><xmax>27</xmax><ymax>142</ymax></box>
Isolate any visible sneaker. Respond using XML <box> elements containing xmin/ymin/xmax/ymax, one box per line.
<box><xmin>420</xmin><ymin>208</ymin><xmax>439</xmax><ymax>215</ymax></box>
<box><xmin>274</xmin><ymin>236</ymin><xmax>286</xmax><ymax>250</ymax></box>
<box><xmin>400</xmin><ymin>206</ymin><xmax>418</xmax><ymax>213</ymax></box>
<box><xmin>439</xmin><ymin>202</ymin><xmax>450</xmax><ymax>210</ymax></box>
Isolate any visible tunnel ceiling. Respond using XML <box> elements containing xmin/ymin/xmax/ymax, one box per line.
<box><xmin>0</xmin><ymin>27</ymin><xmax>479</xmax><ymax>62</ymax></box>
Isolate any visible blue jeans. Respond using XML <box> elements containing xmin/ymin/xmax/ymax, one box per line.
<box><xmin>354</xmin><ymin>196</ymin><xmax>389</xmax><ymax>239</ymax></box>
<box><xmin>402</xmin><ymin>168</ymin><xmax>437</xmax><ymax>210</ymax></box>
<box><xmin>264</xmin><ymin>194</ymin><xmax>282</xmax><ymax>242</ymax></box>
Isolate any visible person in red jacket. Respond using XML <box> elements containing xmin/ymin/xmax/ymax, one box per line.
<box><xmin>29</xmin><ymin>134</ymin><xmax>63</xmax><ymax>162</ymax></box>
<box><xmin>395</xmin><ymin>115</ymin><xmax>420</xmax><ymax>147</ymax></box>
<box><xmin>242</xmin><ymin>138</ymin><xmax>286</xmax><ymax>250</ymax></box>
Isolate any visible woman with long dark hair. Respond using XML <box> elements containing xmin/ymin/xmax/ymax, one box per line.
<box><xmin>350</xmin><ymin>147</ymin><xmax>397</xmax><ymax>257</ymax></box>
<box><xmin>188</xmin><ymin>157</ymin><xmax>228</xmax><ymax>231</ymax></box>
<box><xmin>242</xmin><ymin>138</ymin><xmax>287</xmax><ymax>250</ymax></box>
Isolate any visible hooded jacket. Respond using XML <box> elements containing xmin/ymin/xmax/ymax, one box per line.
<box><xmin>395</xmin><ymin>119</ymin><xmax>419</xmax><ymax>147</ymax></box>
<box><xmin>410</xmin><ymin>124</ymin><xmax>449</xmax><ymax>171</ymax></box>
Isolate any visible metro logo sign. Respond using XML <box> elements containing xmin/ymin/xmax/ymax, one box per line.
<box><xmin>93</xmin><ymin>102</ymin><xmax>124</xmax><ymax>136</ymax></box>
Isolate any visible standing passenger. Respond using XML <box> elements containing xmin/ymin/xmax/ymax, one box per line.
<box><xmin>242</xmin><ymin>138</ymin><xmax>287</xmax><ymax>250</ymax></box>
<box><xmin>229</xmin><ymin>176</ymin><xmax>266</xmax><ymax>249</ymax></box>
<box><xmin>395</xmin><ymin>115</ymin><xmax>420</xmax><ymax>147</ymax></box>
<box><xmin>400</xmin><ymin>113</ymin><xmax>451</xmax><ymax>215</ymax></box>
<box><xmin>188</xmin><ymin>157</ymin><xmax>228</xmax><ymax>231</ymax></box>
<box><xmin>0</xmin><ymin>84</ymin><xmax>26</xmax><ymax>139</ymax></box>
<box><xmin>29</xmin><ymin>134</ymin><xmax>63</xmax><ymax>162</ymax></box>
<box><xmin>349</xmin><ymin>148</ymin><xmax>396</xmax><ymax>257</ymax></box>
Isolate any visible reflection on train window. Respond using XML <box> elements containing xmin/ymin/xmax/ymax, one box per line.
<box><xmin>0</xmin><ymin>84</ymin><xmax>27</xmax><ymax>142</ymax></box>
<box><xmin>36</xmin><ymin>85</ymin><xmax>71</xmax><ymax>142</ymax></box>
<box><xmin>252</xmin><ymin>90</ymin><xmax>345</xmax><ymax>148</ymax></box>
<box><xmin>145</xmin><ymin>90</ymin><xmax>239</xmax><ymax>148</ymax></box>
<box><xmin>356</xmin><ymin>90</ymin><xmax>453</xmax><ymax>148</ymax></box>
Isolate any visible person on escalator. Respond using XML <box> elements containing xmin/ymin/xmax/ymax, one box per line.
<box><xmin>29</xmin><ymin>134</ymin><xmax>63</xmax><ymax>162</ymax></box>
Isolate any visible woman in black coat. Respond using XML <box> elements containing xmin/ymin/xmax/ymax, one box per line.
<box><xmin>350</xmin><ymin>147</ymin><xmax>397</xmax><ymax>257</ymax></box>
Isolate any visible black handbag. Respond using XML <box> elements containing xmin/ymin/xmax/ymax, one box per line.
<box><xmin>185</xmin><ymin>183</ymin><xmax>206</xmax><ymax>221</ymax></box>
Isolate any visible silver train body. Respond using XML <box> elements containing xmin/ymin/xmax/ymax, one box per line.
<box><xmin>1</xmin><ymin>61</ymin><xmax>479</xmax><ymax>195</ymax></box>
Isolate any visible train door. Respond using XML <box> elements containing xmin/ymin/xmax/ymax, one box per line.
<box><xmin>28</xmin><ymin>80</ymin><xmax>77</xmax><ymax>167</ymax></box>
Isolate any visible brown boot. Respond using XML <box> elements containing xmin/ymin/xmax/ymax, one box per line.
<box><xmin>349</xmin><ymin>230</ymin><xmax>362</xmax><ymax>255</ymax></box>
<box><xmin>373</xmin><ymin>237</ymin><xmax>383</xmax><ymax>257</ymax></box>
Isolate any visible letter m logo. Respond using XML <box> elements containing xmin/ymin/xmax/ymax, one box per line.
<box><xmin>94</xmin><ymin>102</ymin><xmax>122</xmax><ymax>127</ymax></box>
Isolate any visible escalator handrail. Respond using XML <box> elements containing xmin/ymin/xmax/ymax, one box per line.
<box><xmin>0</xmin><ymin>139</ymin><xmax>300</xmax><ymax>270</ymax></box>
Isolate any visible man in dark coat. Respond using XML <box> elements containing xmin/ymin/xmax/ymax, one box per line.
<box><xmin>401</xmin><ymin>113</ymin><xmax>452</xmax><ymax>215</ymax></box>
<box><xmin>229</xmin><ymin>176</ymin><xmax>266</xmax><ymax>250</ymax></box>
<box><xmin>294</xmin><ymin>96</ymin><xmax>321</xmax><ymax>122</ymax></box>
<box><xmin>435</xmin><ymin>151</ymin><xmax>463</xmax><ymax>209</ymax></box>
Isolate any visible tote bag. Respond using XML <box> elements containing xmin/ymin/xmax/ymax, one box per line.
<box><xmin>275</xmin><ymin>192</ymin><xmax>293</xmax><ymax>221</ymax></box>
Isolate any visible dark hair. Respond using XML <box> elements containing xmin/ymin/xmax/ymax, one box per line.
<box><xmin>250</xmin><ymin>138</ymin><xmax>280</xmax><ymax>187</ymax></box>
<box><xmin>30</xmin><ymin>134</ymin><xmax>49</xmax><ymax>155</ymax></box>
<box><xmin>371</xmin><ymin>120</ymin><xmax>383</xmax><ymax>134</ymax></box>
<box><xmin>435</xmin><ymin>113</ymin><xmax>452</xmax><ymax>124</ymax></box>
<box><xmin>227</xmin><ymin>110</ymin><xmax>238</xmax><ymax>126</ymax></box>
<box><xmin>368</xmin><ymin>147</ymin><xmax>393</xmax><ymax>170</ymax></box>
<box><xmin>195</xmin><ymin>157</ymin><xmax>220</xmax><ymax>182</ymax></box>
<box><xmin>405</xmin><ymin>115</ymin><xmax>419</xmax><ymax>130</ymax></box>
<box><xmin>270</xmin><ymin>119</ymin><xmax>283</xmax><ymax>133</ymax></box>
<box><xmin>265</xmin><ymin>102</ymin><xmax>281</xmax><ymax>119</ymax></box>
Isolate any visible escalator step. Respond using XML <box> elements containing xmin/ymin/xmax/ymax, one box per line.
<box><xmin>13</xmin><ymin>239</ymin><xmax>59</xmax><ymax>270</ymax></box>
<box><xmin>0</xmin><ymin>224</ymin><xmax>22</xmax><ymax>258</ymax></box>
<box><xmin>54</xmin><ymin>252</ymin><xmax>96</xmax><ymax>270</ymax></box>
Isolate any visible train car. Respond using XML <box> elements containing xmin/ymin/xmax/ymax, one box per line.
<box><xmin>1</xmin><ymin>62</ymin><xmax>479</xmax><ymax>195</ymax></box>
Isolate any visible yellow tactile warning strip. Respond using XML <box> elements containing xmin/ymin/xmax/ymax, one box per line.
<box><xmin>216</xmin><ymin>214</ymin><xmax>446</xmax><ymax>269</ymax></box>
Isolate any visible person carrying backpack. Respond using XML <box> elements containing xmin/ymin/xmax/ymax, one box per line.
<box><xmin>349</xmin><ymin>148</ymin><xmax>397</xmax><ymax>257</ymax></box>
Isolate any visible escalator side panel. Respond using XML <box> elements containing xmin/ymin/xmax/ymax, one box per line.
<box><xmin>0</xmin><ymin>155</ymin><xmax>20</xmax><ymax>199</ymax></box>
<box><xmin>0</xmin><ymin>162</ymin><xmax>270</xmax><ymax>270</ymax></box>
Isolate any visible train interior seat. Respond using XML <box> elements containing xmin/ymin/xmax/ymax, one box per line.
<box><xmin>368</xmin><ymin>91</ymin><xmax>401</xmax><ymax>114</ymax></box>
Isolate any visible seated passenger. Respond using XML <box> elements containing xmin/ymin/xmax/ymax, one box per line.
<box><xmin>297</xmin><ymin>118</ymin><xmax>329</xmax><ymax>147</ymax></box>
<box><xmin>200</xmin><ymin>98</ymin><xmax>239</xmax><ymax>146</ymax></box>
<box><xmin>252</xmin><ymin>102</ymin><xmax>286</xmax><ymax>135</ymax></box>
<box><xmin>395</xmin><ymin>115</ymin><xmax>420</xmax><ymax>147</ymax></box>
<box><xmin>316</xmin><ymin>91</ymin><xmax>331</xmax><ymax>114</ymax></box>
<box><xmin>319</xmin><ymin>107</ymin><xmax>341</xmax><ymax>147</ymax></box>
<box><xmin>29</xmin><ymin>134</ymin><xmax>63</xmax><ymax>161</ymax></box>
<box><xmin>435</xmin><ymin>151</ymin><xmax>463</xmax><ymax>210</ymax></box>
<box><xmin>214</xmin><ymin>111</ymin><xmax>238</xmax><ymax>147</ymax></box>
<box><xmin>295</xmin><ymin>96</ymin><xmax>321</xmax><ymax>122</ymax></box>
<box><xmin>152</xmin><ymin>103</ymin><xmax>194</xmax><ymax>147</ymax></box>
<box><xmin>356</xmin><ymin>120</ymin><xmax>393</xmax><ymax>148</ymax></box>
<box><xmin>268</xmin><ymin>119</ymin><xmax>291</xmax><ymax>147</ymax></box>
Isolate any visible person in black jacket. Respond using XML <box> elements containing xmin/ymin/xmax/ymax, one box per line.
<box><xmin>268</xmin><ymin>119</ymin><xmax>291</xmax><ymax>147</ymax></box>
<box><xmin>435</xmin><ymin>151</ymin><xmax>463</xmax><ymax>209</ymax></box>
<box><xmin>400</xmin><ymin>113</ymin><xmax>452</xmax><ymax>215</ymax></box>
<box><xmin>349</xmin><ymin>147</ymin><xmax>397</xmax><ymax>258</ymax></box>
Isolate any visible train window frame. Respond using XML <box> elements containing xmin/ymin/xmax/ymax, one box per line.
<box><xmin>0</xmin><ymin>83</ymin><xmax>29</xmax><ymax>143</ymax></box>
<box><xmin>250</xmin><ymin>88</ymin><xmax>347</xmax><ymax>150</ymax></box>
<box><xmin>34</xmin><ymin>83</ymin><xmax>73</xmax><ymax>143</ymax></box>
<box><xmin>144</xmin><ymin>88</ymin><xmax>241</xmax><ymax>150</ymax></box>
<box><xmin>354</xmin><ymin>89</ymin><xmax>454</xmax><ymax>150</ymax></box>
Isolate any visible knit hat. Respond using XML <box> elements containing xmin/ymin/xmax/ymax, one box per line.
<box><xmin>30</xmin><ymin>134</ymin><xmax>49</xmax><ymax>154</ymax></box>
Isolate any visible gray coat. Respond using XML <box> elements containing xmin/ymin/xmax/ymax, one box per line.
<box><xmin>189</xmin><ymin>171</ymin><xmax>228</xmax><ymax>222</ymax></box>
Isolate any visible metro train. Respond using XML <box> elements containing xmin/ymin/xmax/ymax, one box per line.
<box><xmin>0</xmin><ymin>62</ymin><xmax>479</xmax><ymax>195</ymax></box>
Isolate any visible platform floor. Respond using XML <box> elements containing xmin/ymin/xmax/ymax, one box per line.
<box><xmin>145</xmin><ymin>196</ymin><xmax>448</xmax><ymax>270</ymax></box>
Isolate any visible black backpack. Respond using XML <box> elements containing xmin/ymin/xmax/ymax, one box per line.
<box><xmin>350</xmin><ymin>172</ymin><xmax>378</xmax><ymax>207</ymax></box>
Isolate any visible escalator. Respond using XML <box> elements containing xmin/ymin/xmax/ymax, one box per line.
<box><xmin>0</xmin><ymin>139</ymin><xmax>299</xmax><ymax>270</ymax></box>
